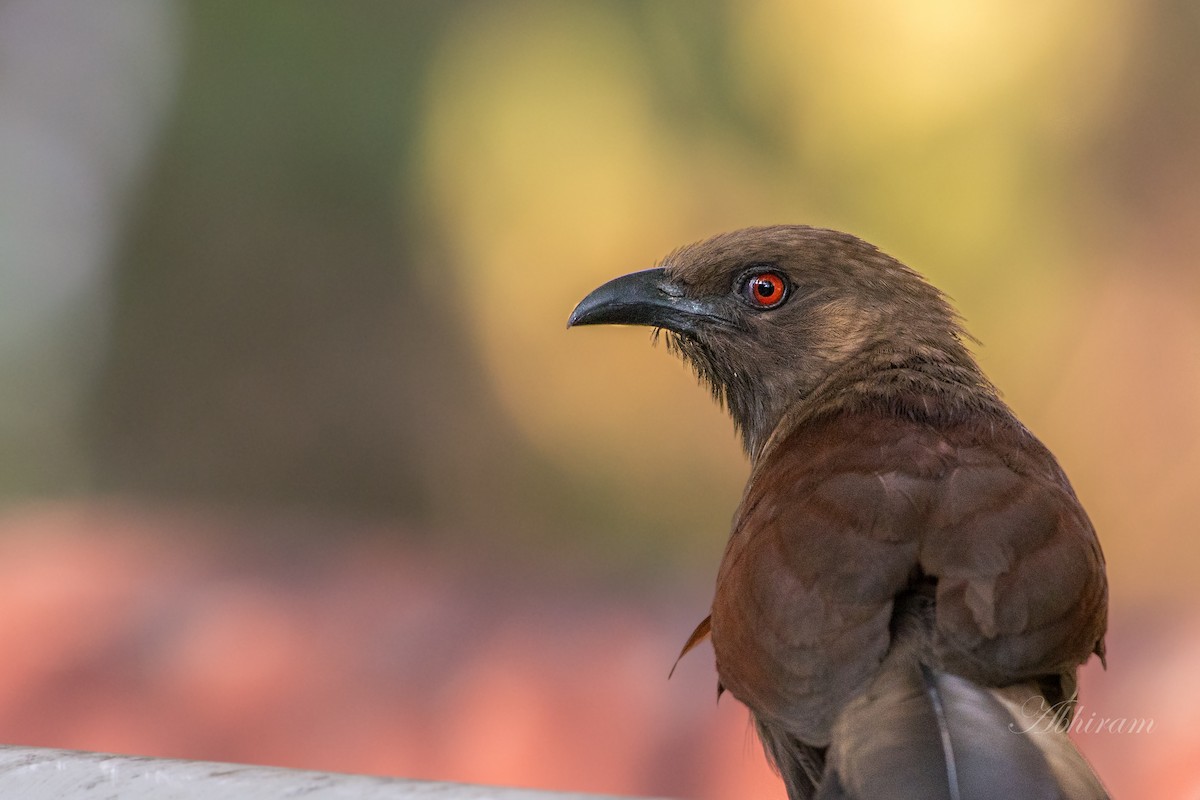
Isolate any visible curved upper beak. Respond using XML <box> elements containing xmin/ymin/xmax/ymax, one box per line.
<box><xmin>567</xmin><ymin>268</ymin><xmax>722</xmax><ymax>336</ymax></box>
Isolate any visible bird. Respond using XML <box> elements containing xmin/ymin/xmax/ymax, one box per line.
<box><xmin>567</xmin><ymin>226</ymin><xmax>1109</xmax><ymax>800</ymax></box>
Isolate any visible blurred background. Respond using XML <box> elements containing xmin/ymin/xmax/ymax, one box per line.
<box><xmin>1</xmin><ymin>0</ymin><xmax>1198</xmax><ymax>797</ymax></box>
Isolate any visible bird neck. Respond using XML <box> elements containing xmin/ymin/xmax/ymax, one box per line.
<box><xmin>745</xmin><ymin>339</ymin><xmax>1003</xmax><ymax>466</ymax></box>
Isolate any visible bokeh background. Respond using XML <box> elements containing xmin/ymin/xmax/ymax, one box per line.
<box><xmin>2</xmin><ymin>1</ymin><xmax>1199</xmax><ymax>797</ymax></box>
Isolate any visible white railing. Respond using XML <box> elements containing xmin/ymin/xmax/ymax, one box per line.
<box><xmin>0</xmin><ymin>746</ymin><xmax>668</xmax><ymax>800</ymax></box>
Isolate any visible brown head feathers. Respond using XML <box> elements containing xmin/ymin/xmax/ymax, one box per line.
<box><xmin>654</xmin><ymin>226</ymin><xmax>999</xmax><ymax>459</ymax></box>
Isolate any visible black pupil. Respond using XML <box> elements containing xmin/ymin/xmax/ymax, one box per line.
<box><xmin>755</xmin><ymin>278</ymin><xmax>776</xmax><ymax>298</ymax></box>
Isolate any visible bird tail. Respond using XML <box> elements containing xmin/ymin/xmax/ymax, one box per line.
<box><xmin>815</xmin><ymin>657</ymin><xmax>1110</xmax><ymax>800</ymax></box>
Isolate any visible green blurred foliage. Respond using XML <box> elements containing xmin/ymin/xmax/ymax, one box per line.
<box><xmin>3</xmin><ymin>0</ymin><xmax>1199</xmax><ymax>594</ymax></box>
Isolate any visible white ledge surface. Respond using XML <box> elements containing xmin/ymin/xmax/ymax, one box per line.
<box><xmin>0</xmin><ymin>746</ymin><xmax>666</xmax><ymax>800</ymax></box>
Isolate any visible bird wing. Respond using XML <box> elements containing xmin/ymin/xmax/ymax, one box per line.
<box><xmin>711</xmin><ymin>409</ymin><xmax>1107</xmax><ymax>745</ymax></box>
<box><xmin>711</xmin><ymin>412</ymin><xmax>936</xmax><ymax>744</ymax></box>
<box><xmin>920</xmin><ymin>430</ymin><xmax>1108</xmax><ymax>686</ymax></box>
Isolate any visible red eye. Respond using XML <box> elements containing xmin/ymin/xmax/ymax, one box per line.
<box><xmin>743</xmin><ymin>272</ymin><xmax>787</xmax><ymax>308</ymax></box>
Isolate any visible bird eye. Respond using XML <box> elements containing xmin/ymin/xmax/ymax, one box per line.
<box><xmin>741</xmin><ymin>271</ymin><xmax>788</xmax><ymax>309</ymax></box>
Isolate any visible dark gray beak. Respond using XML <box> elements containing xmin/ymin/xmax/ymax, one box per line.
<box><xmin>568</xmin><ymin>268</ymin><xmax>722</xmax><ymax>335</ymax></box>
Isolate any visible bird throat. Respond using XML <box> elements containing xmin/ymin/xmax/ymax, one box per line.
<box><xmin>662</xmin><ymin>330</ymin><xmax>789</xmax><ymax>461</ymax></box>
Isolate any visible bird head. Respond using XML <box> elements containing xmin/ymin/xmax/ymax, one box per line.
<box><xmin>569</xmin><ymin>226</ymin><xmax>981</xmax><ymax>459</ymax></box>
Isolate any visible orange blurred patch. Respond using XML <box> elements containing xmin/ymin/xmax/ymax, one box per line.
<box><xmin>0</xmin><ymin>501</ymin><xmax>1193</xmax><ymax>798</ymax></box>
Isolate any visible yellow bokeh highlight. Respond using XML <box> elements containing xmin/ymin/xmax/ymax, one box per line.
<box><xmin>421</xmin><ymin>2</ymin><xmax>797</xmax><ymax>492</ymax></box>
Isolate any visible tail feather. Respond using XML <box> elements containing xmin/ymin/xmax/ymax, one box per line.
<box><xmin>920</xmin><ymin>664</ymin><xmax>964</xmax><ymax>800</ymax></box>
<box><xmin>816</xmin><ymin>658</ymin><xmax>1109</xmax><ymax>800</ymax></box>
<box><xmin>990</xmin><ymin>683</ymin><xmax>1113</xmax><ymax>799</ymax></box>
<box><xmin>755</xmin><ymin>718</ymin><xmax>825</xmax><ymax>800</ymax></box>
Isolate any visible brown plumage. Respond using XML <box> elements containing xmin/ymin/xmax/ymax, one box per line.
<box><xmin>569</xmin><ymin>226</ymin><xmax>1108</xmax><ymax>799</ymax></box>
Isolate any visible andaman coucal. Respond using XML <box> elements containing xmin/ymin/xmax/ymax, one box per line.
<box><xmin>568</xmin><ymin>226</ymin><xmax>1109</xmax><ymax>799</ymax></box>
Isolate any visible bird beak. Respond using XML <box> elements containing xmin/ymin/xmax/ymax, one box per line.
<box><xmin>568</xmin><ymin>268</ymin><xmax>721</xmax><ymax>336</ymax></box>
